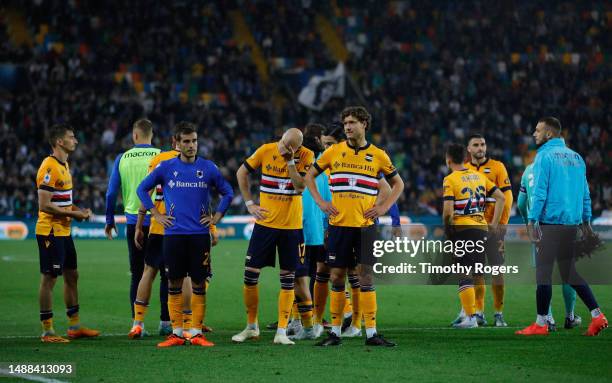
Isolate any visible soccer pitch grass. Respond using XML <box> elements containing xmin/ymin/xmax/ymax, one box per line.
<box><xmin>0</xmin><ymin>240</ymin><xmax>610</xmax><ymax>382</ymax></box>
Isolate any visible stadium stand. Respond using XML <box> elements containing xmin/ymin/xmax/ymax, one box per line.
<box><xmin>0</xmin><ymin>0</ymin><xmax>609</xmax><ymax>218</ymax></box>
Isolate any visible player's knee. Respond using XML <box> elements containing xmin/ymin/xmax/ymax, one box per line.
<box><xmin>279</xmin><ymin>271</ymin><xmax>295</xmax><ymax>290</ymax></box>
<box><xmin>190</xmin><ymin>277</ymin><xmax>205</xmax><ymax>288</ymax></box>
<box><xmin>347</xmin><ymin>273</ymin><xmax>360</xmax><ymax>289</ymax></box>
<box><xmin>143</xmin><ymin>265</ymin><xmax>158</xmax><ymax>278</ymax></box>
<box><xmin>330</xmin><ymin>271</ymin><xmax>344</xmax><ymax>286</ymax></box>
<box><xmin>244</xmin><ymin>269</ymin><xmax>260</xmax><ymax>286</ymax></box>
<box><xmin>63</xmin><ymin>270</ymin><xmax>78</xmax><ymax>286</ymax></box>
<box><xmin>316</xmin><ymin>262</ymin><xmax>330</xmax><ymax>274</ymax></box>
<box><xmin>359</xmin><ymin>264</ymin><xmax>373</xmax><ymax>279</ymax></box>
<box><xmin>41</xmin><ymin>273</ymin><xmax>57</xmax><ymax>288</ymax></box>
<box><xmin>492</xmin><ymin>273</ymin><xmax>504</xmax><ymax>284</ymax></box>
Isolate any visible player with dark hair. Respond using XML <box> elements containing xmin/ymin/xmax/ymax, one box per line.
<box><xmin>137</xmin><ymin>122</ymin><xmax>233</xmax><ymax>347</ymax></box>
<box><xmin>451</xmin><ymin>133</ymin><xmax>513</xmax><ymax>327</ymax></box>
<box><xmin>37</xmin><ymin>124</ymin><xmax>99</xmax><ymax>342</ymax></box>
<box><xmin>305</xmin><ymin>106</ymin><xmax>404</xmax><ymax>347</ymax></box>
<box><xmin>517</xmin><ymin>117</ymin><xmax>607</xmax><ymax>336</ymax></box>
<box><xmin>443</xmin><ymin>143</ymin><xmax>505</xmax><ymax>328</ymax></box>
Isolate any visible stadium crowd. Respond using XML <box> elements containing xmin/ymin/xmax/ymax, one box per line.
<box><xmin>0</xmin><ymin>0</ymin><xmax>609</xmax><ymax>219</ymax></box>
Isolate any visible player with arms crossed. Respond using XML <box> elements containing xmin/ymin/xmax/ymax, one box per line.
<box><xmin>305</xmin><ymin>106</ymin><xmax>404</xmax><ymax>347</ymax></box>
<box><xmin>443</xmin><ymin>143</ymin><xmax>505</xmax><ymax>328</ymax></box>
<box><xmin>232</xmin><ymin>128</ymin><xmax>314</xmax><ymax>345</ymax></box>
<box><xmin>137</xmin><ymin>122</ymin><xmax>233</xmax><ymax>347</ymax></box>
<box><xmin>36</xmin><ymin>124</ymin><xmax>99</xmax><ymax>342</ymax></box>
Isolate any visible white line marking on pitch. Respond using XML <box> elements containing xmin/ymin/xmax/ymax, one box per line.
<box><xmin>0</xmin><ymin>369</ymin><xmax>68</xmax><ymax>383</ymax></box>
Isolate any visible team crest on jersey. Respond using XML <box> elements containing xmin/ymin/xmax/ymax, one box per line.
<box><xmin>43</xmin><ymin>173</ymin><xmax>51</xmax><ymax>184</ymax></box>
<box><xmin>365</xmin><ymin>153</ymin><xmax>373</xmax><ymax>162</ymax></box>
<box><xmin>196</xmin><ymin>170</ymin><xmax>204</xmax><ymax>179</ymax></box>
<box><xmin>484</xmin><ymin>168</ymin><xmax>491</xmax><ymax>173</ymax></box>
<box><xmin>348</xmin><ymin>177</ymin><xmax>358</xmax><ymax>187</ymax></box>
<box><xmin>342</xmin><ymin>152</ymin><xmax>346</xmax><ymax>157</ymax></box>
<box><xmin>273</xmin><ymin>155</ymin><xmax>277</xmax><ymax>161</ymax></box>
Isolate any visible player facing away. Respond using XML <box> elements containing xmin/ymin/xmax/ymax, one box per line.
<box><xmin>104</xmin><ymin>119</ymin><xmax>160</xmax><ymax>319</ymax></box>
<box><xmin>451</xmin><ymin>134</ymin><xmax>513</xmax><ymax>327</ymax></box>
<box><xmin>233</xmin><ymin>128</ymin><xmax>315</xmax><ymax>345</ymax></box>
<box><xmin>36</xmin><ymin>124</ymin><xmax>99</xmax><ymax>342</ymax></box>
<box><xmin>443</xmin><ymin>143</ymin><xmax>505</xmax><ymax>328</ymax></box>
<box><xmin>517</xmin><ymin>163</ymin><xmax>580</xmax><ymax>331</ymax></box>
<box><xmin>136</xmin><ymin>122</ymin><xmax>234</xmax><ymax>347</ymax></box>
<box><xmin>128</xmin><ymin>136</ymin><xmax>180</xmax><ymax>338</ymax></box>
<box><xmin>305</xmin><ymin>106</ymin><xmax>404</xmax><ymax>347</ymax></box>
<box><xmin>517</xmin><ymin>117</ymin><xmax>607</xmax><ymax>336</ymax></box>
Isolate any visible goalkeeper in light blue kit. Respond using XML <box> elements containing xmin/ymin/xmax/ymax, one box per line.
<box><xmin>517</xmin><ymin>163</ymin><xmax>580</xmax><ymax>330</ymax></box>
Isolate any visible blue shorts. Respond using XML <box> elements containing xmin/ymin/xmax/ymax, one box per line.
<box><xmin>246</xmin><ymin>224</ymin><xmax>303</xmax><ymax>272</ymax></box>
<box><xmin>37</xmin><ymin>234</ymin><xmax>77</xmax><ymax>276</ymax></box>
<box><xmin>163</xmin><ymin>234</ymin><xmax>210</xmax><ymax>282</ymax></box>
<box><xmin>144</xmin><ymin>234</ymin><xmax>164</xmax><ymax>269</ymax></box>
<box><xmin>326</xmin><ymin>225</ymin><xmax>377</xmax><ymax>268</ymax></box>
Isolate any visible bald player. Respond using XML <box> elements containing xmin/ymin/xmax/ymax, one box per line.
<box><xmin>232</xmin><ymin>128</ymin><xmax>315</xmax><ymax>345</ymax></box>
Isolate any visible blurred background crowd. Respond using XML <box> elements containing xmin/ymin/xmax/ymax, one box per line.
<box><xmin>0</xmin><ymin>0</ymin><xmax>609</xmax><ymax>219</ymax></box>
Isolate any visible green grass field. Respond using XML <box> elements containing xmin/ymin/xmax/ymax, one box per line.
<box><xmin>0</xmin><ymin>239</ymin><xmax>610</xmax><ymax>382</ymax></box>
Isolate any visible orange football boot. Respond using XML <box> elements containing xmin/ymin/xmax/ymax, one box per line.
<box><xmin>515</xmin><ymin>322</ymin><xmax>548</xmax><ymax>336</ymax></box>
<box><xmin>67</xmin><ymin>327</ymin><xmax>100</xmax><ymax>339</ymax></box>
<box><xmin>41</xmin><ymin>335</ymin><xmax>70</xmax><ymax>343</ymax></box>
<box><xmin>585</xmin><ymin>314</ymin><xmax>608</xmax><ymax>336</ymax></box>
<box><xmin>189</xmin><ymin>334</ymin><xmax>214</xmax><ymax>347</ymax></box>
<box><xmin>128</xmin><ymin>326</ymin><xmax>144</xmax><ymax>339</ymax></box>
<box><xmin>157</xmin><ymin>334</ymin><xmax>186</xmax><ymax>347</ymax></box>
